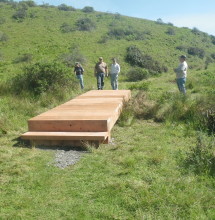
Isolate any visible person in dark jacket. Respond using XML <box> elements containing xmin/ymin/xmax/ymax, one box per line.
<box><xmin>74</xmin><ymin>62</ymin><xmax>84</xmax><ymax>89</ymax></box>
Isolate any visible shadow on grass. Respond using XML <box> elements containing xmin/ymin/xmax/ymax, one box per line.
<box><xmin>12</xmin><ymin>137</ymin><xmax>89</xmax><ymax>152</ymax></box>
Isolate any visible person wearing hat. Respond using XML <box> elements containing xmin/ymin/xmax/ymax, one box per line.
<box><xmin>110</xmin><ymin>58</ymin><xmax>120</xmax><ymax>90</ymax></box>
<box><xmin>94</xmin><ymin>57</ymin><xmax>108</xmax><ymax>90</ymax></box>
<box><xmin>74</xmin><ymin>62</ymin><xmax>84</xmax><ymax>89</ymax></box>
<box><xmin>174</xmin><ymin>55</ymin><xmax>188</xmax><ymax>94</ymax></box>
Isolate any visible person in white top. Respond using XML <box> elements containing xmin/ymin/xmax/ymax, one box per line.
<box><xmin>110</xmin><ymin>58</ymin><xmax>120</xmax><ymax>90</ymax></box>
<box><xmin>174</xmin><ymin>55</ymin><xmax>188</xmax><ymax>94</ymax></box>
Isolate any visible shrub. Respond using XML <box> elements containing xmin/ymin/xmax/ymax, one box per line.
<box><xmin>60</xmin><ymin>22</ymin><xmax>74</xmax><ymax>33</ymax></box>
<box><xmin>166</xmin><ymin>27</ymin><xmax>175</xmax><ymax>35</ymax></box>
<box><xmin>12</xmin><ymin>8</ymin><xmax>27</xmax><ymax>20</ymax></box>
<box><xmin>126</xmin><ymin>67</ymin><xmax>149</xmax><ymax>82</ymax></box>
<box><xmin>184</xmin><ymin>133</ymin><xmax>215</xmax><ymax>176</ymax></box>
<box><xmin>59</xmin><ymin>46</ymin><xmax>86</xmax><ymax>67</ymax></box>
<box><xmin>156</xmin><ymin>18</ymin><xmax>164</xmax><ymax>25</ymax></box>
<box><xmin>76</xmin><ymin>18</ymin><xmax>96</xmax><ymax>31</ymax></box>
<box><xmin>176</xmin><ymin>45</ymin><xmax>187</xmax><ymax>52</ymax></box>
<box><xmin>211</xmin><ymin>53</ymin><xmax>215</xmax><ymax>59</ymax></box>
<box><xmin>108</xmin><ymin>26</ymin><xmax>148</xmax><ymax>41</ymax></box>
<box><xmin>125</xmin><ymin>45</ymin><xmax>168</xmax><ymax>74</ymax></box>
<box><xmin>11</xmin><ymin>61</ymin><xmax>76</xmax><ymax>96</ymax></box>
<box><xmin>0</xmin><ymin>17</ymin><xmax>6</xmax><ymax>25</ymax></box>
<box><xmin>187</xmin><ymin>47</ymin><xmax>205</xmax><ymax>59</ymax></box>
<box><xmin>58</xmin><ymin>4</ymin><xmax>75</xmax><ymax>11</ymax></box>
<box><xmin>82</xmin><ymin>6</ymin><xmax>94</xmax><ymax>13</ymax></box>
<box><xmin>0</xmin><ymin>32</ymin><xmax>8</xmax><ymax>42</ymax></box>
<box><xmin>191</xmin><ymin>27</ymin><xmax>201</xmax><ymax>35</ymax></box>
<box><xmin>211</xmin><ymin>35</ymin><xmax>215</xmax><ymax>45</ymax></box>
<box><xmin>21</xmin><ymin>1</ymin><xmax>36</xmax><ymax>7</ymax></box>
<box><xmin>13</xmin><ymin>53</ymin><xmax>33</xmax><ymax>63</ymax></box>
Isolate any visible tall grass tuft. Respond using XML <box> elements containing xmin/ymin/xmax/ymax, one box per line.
<box><xmin>184</xmin><ymin>133</ymin><xmax>215</xmax><ymax>176</ymax></box>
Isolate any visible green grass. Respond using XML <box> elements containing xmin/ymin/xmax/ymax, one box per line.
<box><xmin>1</xmin><ymin>121</ymin><xmax>214</xmax><ymax>219</ymax></box>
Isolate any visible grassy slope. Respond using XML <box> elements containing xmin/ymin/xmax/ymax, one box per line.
<box><xmin>0</xmin><ymin>3</ymin><xmax>215</xmax><ymax>219</ymax></box>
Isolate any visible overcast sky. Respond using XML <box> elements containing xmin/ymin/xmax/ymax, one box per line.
<box><xmin>18</xmin><ymin>0</ymin><xmax>215</xmax><ymax>35</ymax></box>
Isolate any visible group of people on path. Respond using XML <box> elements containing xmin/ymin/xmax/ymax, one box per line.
<box><xmin>74</xmin><ymin>55</ymin><xmax>188</xmax><ymax>94</ymax></box>
<box><xmin>74</xmin><ymin>57</ymin><xmax>120</xmax><ymax>90</ymax></box>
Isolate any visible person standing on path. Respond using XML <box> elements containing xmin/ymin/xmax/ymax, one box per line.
<box><xmin>74</xmin><ymin>62</ymin><xmax>84</xmax><ymax>89</ymax></box>
<box><xmin>174</xmin><ymin>55</ymin><xmax>188</xmax><ymax>94</ymax></box>
<box><xmin>110</xmin><ymin>58</ymin><xmax>120</xmax><ymax>90</ymax></box>
<box><xmin>94</xmin><ymin>57</ymin><xmax>108</xmax><ymax>90</ymax></box>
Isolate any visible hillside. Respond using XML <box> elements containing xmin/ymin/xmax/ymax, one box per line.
<box><xmin>1</xmin><ymin>1</ymin><xmax>215</xmax><ymax>81</ymax></box>
<box><xmin>0</xmin><ymin>1</ymin><xmax>215</xmax><ymax>219</ymax></box>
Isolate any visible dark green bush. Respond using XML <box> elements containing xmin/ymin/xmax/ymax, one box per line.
<box><xmin>60</xmin><ymin>22</ymin><xmax>74</xmax><ymax>33</ymax></box>
<box><xmin>82</xmin><ymin>6</ymin><xmax>94</xmax><ymax>13</ymax></box>
<box><xmin>188</xmin><ymin>47</ymin><xmax>205</xmax><ymax>59</ymax></box>
<box><xmin>59</xmin><ymin>46</ymin><xmax>86</xmax><ymax>67</ymax></box>
<box><xmin>176</xmin><ymin>45</ymin><xmax>187</xmax><ymax>52</ymax></box>
<box><xmin>76</xmin><ymin>18</ymin><xmax>96</xmax><ymax>31</ymax></box>
<box><xmin>0</xmin><ymin>17</ymin><xmax>6</xmax><ymax>25</ymax></box>
<box><xmin>58</xmin><ymin>4</ymin><xmax>75</xmax><ymax>11</ymax></box>
<box><xmin>191</xmin><ymin>27</ymin><xmax>201</xmax><ymax>35</ymax></box>
<box><xmin>211</xmin><ymin>35</ymin><xmax>215</xmax><ymax>45</ymax></box>
<box><xmin>108</xmin><ymin>26</ymin><xmax>149</xmax><ymax>41</ymax></box>
<box><xmin>0</xmin><ymin>32</ymin><xmax>8</xmax><ymax>42</ymax></box>
<box><xmin>126</xmin><ymin>67</ymin><xmax>149</xmax><ymax>82</ymax></box>
<box><xmin>11</xmin><ymin>61</ymin><xmax>76</xmax><ymax>95</ymax></box>
<box><xmin>126</xmin><ymin>45</ymin><xmax>168</xmax><ymax>74</ymax></box>
<box><xmin>21</xmin><ymin>1</ymin><xmax>36</xmax><ymax>7</ymax></box>
<box><xmin>13</xmin><ymin>53</ymin><xmax>33</xmax><ymax>63</ymax></box>
<box><xmin>12</xmin><ymin>8</ymin><xmax>27</xmax><ymax>20</ymax></box>
<box><xmin>166</xmin><ymin>27</ymin><xmax>175</xmax><ymax>35</ymax></box>
<box><xmin>211</xmin><ymin>53</ymin><xmax>215</xmax><ymax>59</ymax></box>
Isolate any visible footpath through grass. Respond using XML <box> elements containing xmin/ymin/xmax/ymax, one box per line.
<box><xmin>1</xmin><ymin>120</ymin><xmax>214</xmax><ymax>219</ymax></box>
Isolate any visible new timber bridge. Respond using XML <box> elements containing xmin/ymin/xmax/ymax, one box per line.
<box><xmin>21</xmin><ymin>90</ymin><xmax>131</xmax><ymax>147</ymax></box>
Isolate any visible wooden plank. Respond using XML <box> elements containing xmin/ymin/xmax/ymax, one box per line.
<box><xmin>22</xmin><ymin>131</ymin><xmax>108</xmax><ymax>141</ymax></box>
<box><xmin>28</xmin><ymin>119</ymin><xmax>109</xmax><ymax>132</ymax></box>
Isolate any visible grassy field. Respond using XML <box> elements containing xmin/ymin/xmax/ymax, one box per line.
<box><xmin>0</xmin><ymin>1</ymin><xmax>215</xmax><ymax>219</ymax></box>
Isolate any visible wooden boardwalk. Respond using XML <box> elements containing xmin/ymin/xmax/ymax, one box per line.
<box><xmin>21</xmin><ymin>90</ymin><xmax>131</xmax><ymax>147</ymax></box>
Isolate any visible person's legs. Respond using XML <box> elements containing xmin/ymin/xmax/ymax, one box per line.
<box><xmin>110</xmin><ymin>74</ymin><xmax>115</xmax><ymax>90</ymax></box>
<box><xmin>111</xmin><ymin>74</ymin><xmax>118</xmax><ymax>90</ymax></box>
<box><xmin>97</xmin><ymin>73</ymin><xmax>102</xmax><ymax>90</ymax></box>
<box><xmin>115</xmin><ymin>74</ymin><xmax>118</xmax><ymax>90</ymax></box>
<box><xmin>100</xmin><ymin>73</ymin><xmax>105</xmax><ymax>90</ymax></box>
<box><xmin>76</xmin><ymin>75</ymin><xmax>84</xmax><ymax>89</ymax></box>
<box><xmin>176</xmin><ymin>78</ymin><xmax>186</xmax><ymax>94</ymax></box>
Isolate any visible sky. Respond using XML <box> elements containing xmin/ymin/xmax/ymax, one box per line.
<box><xmin>22</xmin><ymin>0</ymin><xmax>215</xmax><ymax>35</ymax></box>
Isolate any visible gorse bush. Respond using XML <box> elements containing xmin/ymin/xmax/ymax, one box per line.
<box><xmin>187</xmin><ymin>47</ymin><xmax>205</xmax><ymax>59</ymax></box>
<box><xmin>126</xmin><ymin>45</ymin><xmax>168</xmax><ymax>74</ymax></box>
<box><xmin>59</xmin><ymin>46</ymin><xmax>86</xmax><ymax>67</ymax></box>
<box><xmin>126</xmin><ymin>67</ymin><xmax>149</xmax><ymax>82</ymax></box>
<box><xmin>60</xmin><ymin>22</ymin><xmax>74</xmax><ymax>33</ymax></box>
<box><xmin>0</xmin><ymin>17</ymin><xmax>6</xmax><ymax>24</ymax></box>
<box><xmin>82</xmin><ymin>6</ymin><xmax>94</xmax><ymax>13</ymax></box>
<box><xmin>13</xmin><ymin>53</ymin><xmax>33</xmax><ymax>63</ymax></box>
<box><xmin>0</xmin><ymin>32</ymin><xmax>8</xmax><ymax>42</ymax></box>
<box><xmin>107</xmin><ymin>26</ymin><xmax>148</xmax><ymax>41</ymax></box>
<box><xmin>58</xmin><ymin>4</ymin><xmax>75</xmax><ymax>11</ymax></box>
<box><xmin>166</xmin><ymin>27</ymin><xmax>175</xmax><ymax>35</ymax></box>
<box><xmin>12</xmin><ymin>8</ymin><xmax>27</xmax><ymax>20</ymax></box>
<box><xmin>11</xmin><ymin>61</ymin><xmax>77</xmax><ymax>95</ymax></box>
<box><xmin>76</xmin><ymin>18</ymin><xmax>96</xmax><ymax>31</ymax></box>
